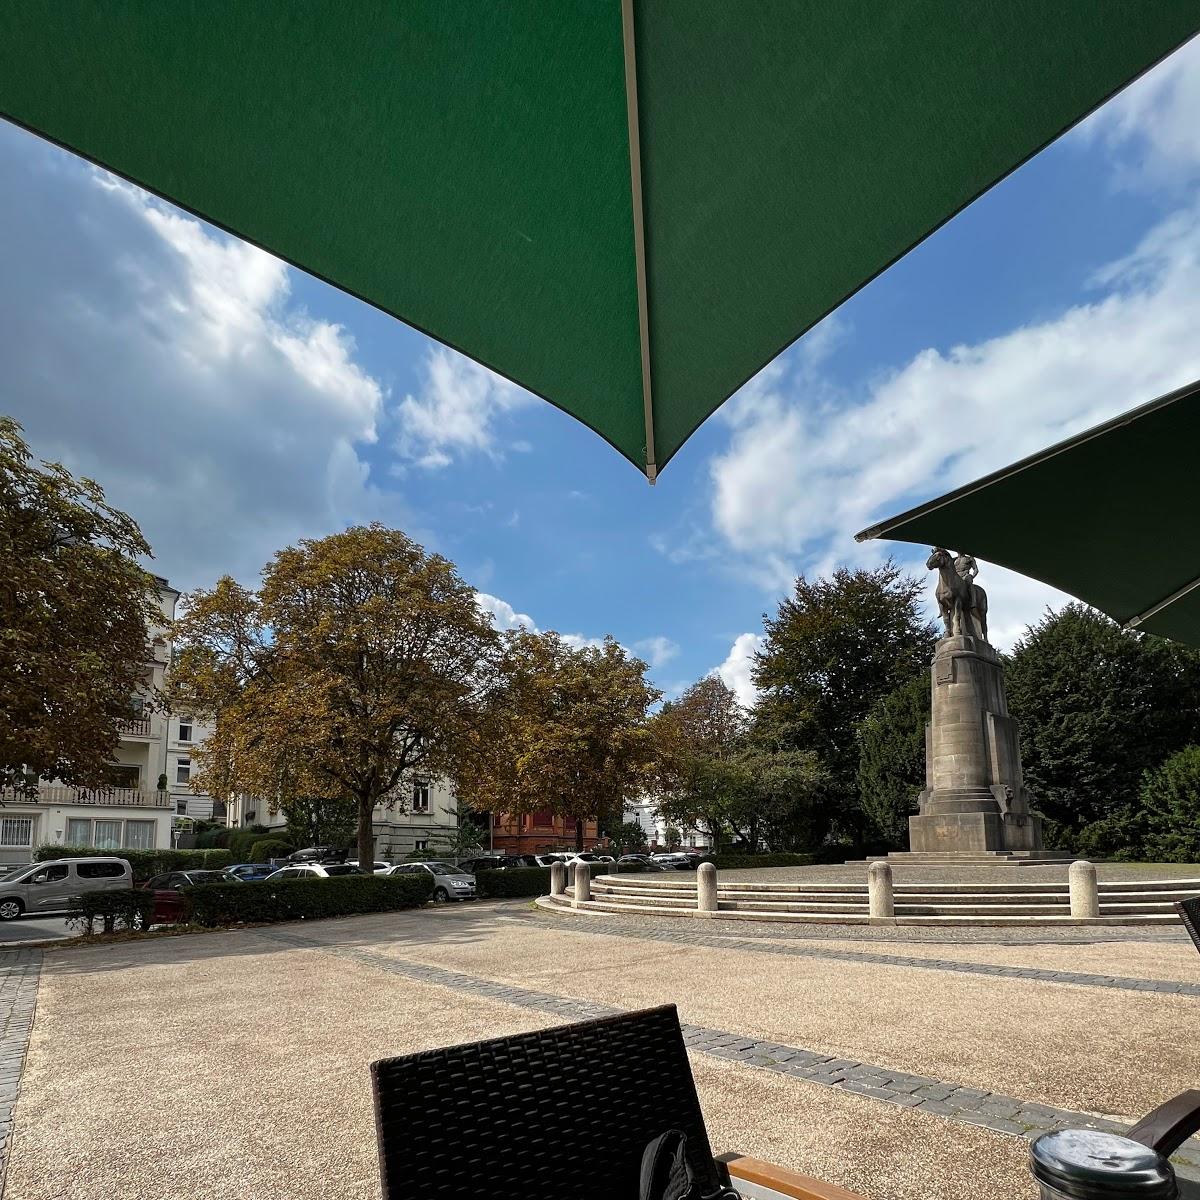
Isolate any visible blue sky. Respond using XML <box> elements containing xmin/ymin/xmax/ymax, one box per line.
<box><xmin>2</xmin><ymin>39</ymin><xmax>1199</xmax><ymax>704</ymax></box>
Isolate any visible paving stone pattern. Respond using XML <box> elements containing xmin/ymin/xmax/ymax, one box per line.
<box><xmin>530</xmin><ymin>910</ymin><xmax>1200</xmax><ymax>998</ymax></box>
<box><xmin>261</xmin><ymin>929</ymin><xmax>1200</xmax><ymax>1178</ymax></box>
<box><xmin>0</xmin><ymin>951</ymin><xmax>41</xmax><ymax>1198</ymax></box>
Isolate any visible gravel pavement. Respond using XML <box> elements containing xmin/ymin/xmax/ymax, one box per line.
<box><xmin>3</xmin><ymin>899</ymin><xmax>1197</xmax><ymax>1200</ymax></box>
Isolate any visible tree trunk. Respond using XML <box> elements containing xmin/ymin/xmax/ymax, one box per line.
<box><xmin>357</xmin><ymin>795</ymin><xmax>376</xmax><ymax>873</ymax></box>
<box><xmin>574</xmin><ymin>817</ymin><xmax>584</xmax><ymax>852</ymax></box>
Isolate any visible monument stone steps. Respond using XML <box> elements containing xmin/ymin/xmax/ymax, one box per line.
<box><xmin>588</xmin><ymin>877</ymin><xmax>1195</xmax><ymax>921</ymax></box>
<box><xmin>545</xmin><ymin>893</ymin><xmax>1185</xmax><ymax>926</ymax></box>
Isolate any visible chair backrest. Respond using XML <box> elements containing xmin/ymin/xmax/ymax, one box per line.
<box><xmin>371</xmin><ymin>1003</ymin><xmax>721</xmax><ymax>1200</ymax></box>
<box><xmin>1176</xmin><ymin>897</ymin><xmax>1200</xmax><ymax>956</ymax></box>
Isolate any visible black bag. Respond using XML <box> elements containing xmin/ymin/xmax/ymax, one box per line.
<box><xmin>639</xmin><ymin>1129</ymin><xmax>740</xmax><ymax>1200</ymax></box>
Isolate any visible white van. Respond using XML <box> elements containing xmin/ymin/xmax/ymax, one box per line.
<box><xmin>0</xmin><ymin>857</ymin><xmax>133</xmax><ymax>921</ymax></box>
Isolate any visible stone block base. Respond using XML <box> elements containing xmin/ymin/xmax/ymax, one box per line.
<box><xmin>909</xmin><ymin>810</ymin><xmax>1045</xmax><ymax>854</ymax></box>
<box><xmin>909</xmin><ymin>811</ymin><xmax>1005</xmax><ymax>854</ymax></box>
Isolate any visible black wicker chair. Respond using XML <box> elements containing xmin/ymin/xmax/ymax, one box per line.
<box><xmin>371</xmin><ymin>1003</ymin><xmax>727</xmax><ymax>1200</ymax></box>
<box><xmin>1177</xmin><ymin>897</ymin><xmax>1200</xmax><ymax>956</ymax></box>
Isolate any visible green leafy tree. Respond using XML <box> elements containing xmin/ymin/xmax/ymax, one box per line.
<box><xmin>428</xmin><ymin>808</ymin><xmax>489</xmax><ymax>857</ymax></box>
<box><xmin>648</xmin><ymin>676</ymin><xmax>748</xmax><ymax>851</ymax></box>
<box><xmin>663</xmin><ymin>825</ymin><xmax>682</xmax><ymax>849</ymax></box>
<box><xmin>277</xmin><ymin>795</ymin><xmax>358</xmax><ymax>848</ymax></box>
<box><xmin>1006</xmin><ymin>604</ymin><xmax>1200</xmax><ymax>856</ymax></box>
<box><xmin>1</xmin><ymin>417</ymin><xmax>160</xmax><ymax>797</ymax></box>
<box><xmin>856</xmin><ymin>671</ymin><xmax>930</xmax><ymax>849</ymax></box>
<box><xmin>167</xmin><ymin>525</ymin><xmax>500</xmax><ymax>873</ymax></box>
<box><xmin>735</xmin><ymin>718</ymin><xmax>830</xmax><ymax>852</ymax></box>
<box><xmin>453</xmin><ymin>630</ymin><xmax>660</xmax><ymax>850</ymax></box>
<box><xmin>609</xmin><ymin>818</ymin><xmax>649</xmax><ymax>853</ymax></box>
<box><xmin>752</xmin><ymin>562</ymin><xmax>937</xmax><ymax>845</ymax></box>
<box><xmin>1139</xmin><ymin>746</ymin><xmax>1200</xmax><ymax>864</ymax></box>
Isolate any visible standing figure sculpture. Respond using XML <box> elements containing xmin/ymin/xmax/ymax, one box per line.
<box><xmin>927</xmin><ymin>548</ymin><xmax>989</xmax><ymax>641</ymax></box>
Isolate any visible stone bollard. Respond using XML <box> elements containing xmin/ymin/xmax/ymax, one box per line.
<box><xmin>697</xmin><ymin>862</ymin><xmax>718</xmax><ymax>914</ymax></box>
<box><xmin>573</xmin><ymin>861</ymin><xmax>592</xmax><ymax>907</ymax></box>
<box><xmin>550</xmin><ymin>861</ymin><xmax>566</xmax><ymax>897</ymax></box>
<box><xmin>868</xmin><ymin>861</ymin><xmax>894</xmax><ymax>921</ymax></box>
<box><xmin>1069</xmin><ymin>860</ymin><xmax>1099</xmax><ymax>919</ymax></box>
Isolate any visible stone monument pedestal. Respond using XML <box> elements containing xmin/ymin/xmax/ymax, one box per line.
<box><xmin>908</xmin><ymin>634</ymin><xmax>1043</xmax><ymax>855</ymax></box>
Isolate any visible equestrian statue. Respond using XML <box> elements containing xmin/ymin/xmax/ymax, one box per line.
<box><xmin>927</xmin><ymin>548</ymin><xmax>989</xmax><ymax>642</ymax></box>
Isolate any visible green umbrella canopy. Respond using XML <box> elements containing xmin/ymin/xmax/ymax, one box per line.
<box><xmin>855</xmin><ymin>378</ymin><xmax>1200</xmax><ymax>644</ymax></box>
<box><xmin>1</xmin><ymin>5</ymin><xmax>1197</xmax><ymax>480</ymax></box>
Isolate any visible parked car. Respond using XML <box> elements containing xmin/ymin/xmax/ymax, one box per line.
<box><xmin>0</xmin><ymin>857</ymin><xmax>132</xmax><ymax>921</ymax></box>
<box><xmin>226</xmin><ymin>863</ymin><xmax>277</xmax><ymax>882</ymax></box>
<box><xmin>138</xmin><ymin>868</ymin><xmax>241</xmax><ymax>924</ymax></box>
<box><xmin>456</xmin><ymin>855</ymin><xmax>520</xmax><ymax>873</ymax></box>
<box><xmin>617</xmin><ymin>854</ymin><xmax>668</xmax><ymax>872</ymax></box>
<box><xmin>346</xmin><ymin>860</ymin><xmax>392</xmax><ymax>873</ymax></box>
<box><xmin>650</xmin><ymin>853</ymin><xmax>702</xmax><ymax>871</ymax></box>
<box><xmin>387</xmin><ymin>861</ymin><xmax>476</xmax><ymax>902</ymax></box>
<box><xmin>264</xmin><ymin>863</ymin><xmax>361</xmax><ymax>880</ymax></box>
<box><xmin>286</xmin><ymin>846</ymin><xmax>349</xmax><ymax>864</ymax></box>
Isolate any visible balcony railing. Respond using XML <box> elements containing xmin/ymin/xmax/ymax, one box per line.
<box><xmin>117</xmin><ymin>715</ymin><xmax>154</xmax><ymax>737</ymax></box>
<box><xmin>0</xmin><ymin>785</ymin><xmax>173</xmax><ymax>809</ymax></box>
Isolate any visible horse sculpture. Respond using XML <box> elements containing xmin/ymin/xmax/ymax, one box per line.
<box><xmin>927</xmin><ymin>548</ymin><xmax>989</xmax><ymax>641</ymax></box>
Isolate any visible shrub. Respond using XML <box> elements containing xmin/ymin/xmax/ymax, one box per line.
<box><xmin>67</xmin><ymin>888</ymin><xmax>155</xmax><ymax>935</ymax></box>
<box><xmin>185</xmin><ymin>872</ymin><xmax>434</xmax><ymax>926</ymax></box>
<box><xmin>249</xmin><ymin>837</ymin><xmax>296</xmax><ymax>862</ymax></box>
<box><xmin>699</xmin><ymin>852</ymin><xmax>817</xmax><ymax>870</ymax></box>
<box><xmin>1140</xmin><ymin>745</ymin><xmax>1200</xmax><ymax>863</ymax></box>
<box><xmin>228</xmin><ymin>828</ymin><xmax>275</xmax><ymax>861</ymax></box>
<box><xmin>475</xmin><ymin>866</ymin><xmax>552</xmax><ymax>898</ymax></box>
<box><xmin>34</xmin><ymin>845</ymin><xmax>233</xmax><ymax>883</ymax></box>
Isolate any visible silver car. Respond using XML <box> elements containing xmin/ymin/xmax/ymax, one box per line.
<box><xmin>387</xmin><ymin>861</ymin><xmax>476</xmax><ymax>902</ymax></box>
<box><xmin>0</xmin><ymin>857</ymin><xmax>133</xmax><ymax>921</ymax></box>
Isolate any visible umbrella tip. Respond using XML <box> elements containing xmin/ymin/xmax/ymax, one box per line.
<box><xmin>646</xmin><ymin>462</ymin><xmax>657</xmax><ymax>485</ymax></box>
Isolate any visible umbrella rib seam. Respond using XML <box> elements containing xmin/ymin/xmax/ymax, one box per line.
<box><xmin>1127</xmin><ymin>573</ymin><xmax>1200</xmax><ymax>630</ymax></box>
<box><xmin>620</xmin><ymin>0</ymin><xmax>656</xmax><ymax>484</ymax></box>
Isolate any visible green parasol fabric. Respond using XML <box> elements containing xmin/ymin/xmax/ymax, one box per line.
<box><xmin>1</xmin><ymin>4</ymin><xmax>1196</xmax><ymax>479</ymax></box>
<box><xmin>855</xmin><ymin>378</ymin><xmax>1200</xmax><ymax>644</ymax></box>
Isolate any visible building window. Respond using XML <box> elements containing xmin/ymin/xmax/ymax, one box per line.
<box><xmin>175</xmin><ymin>757</ymin><xmax>191</xmax><ymax>786</ymax></box>
<box><xmin>178</xmin><ymin>717</ymin><xmax>193</xmax><ymax>743</ymax></box>
<box><xmin>94</xmin><ymin>820</ymin><xmax>122</xmax><ymax>850</ymax></box>
<box><xmin>532</xmin><ymin>809</ymin><xmax>554</xmax><ymax>828</ymax></box>
<box><xmin>411</xmin><ymin>782</ymin><xmax>430</xmax><ymax>813</ymax></box>
<box><xmin>414</xmin><ymin>839</ymin><xmax>429</xmax><ymax>852</ymax></box>
<box><xmin>123</xmin><ymin>820</ymin><xmax>155</xmax><ymax>850</ymax></box>
<box><xmin>66</xmin><ymin>818</ymin><xmax>91</xmax><ymax>846</ymax></box>
<box><xmin>176</xmin><ymin>797</ymin><xmax>188</xmax><ymax>816</ymax></box>
<box><xmin>212</xmin><ymin>800</ymin><xmax>227</xmax><ymax>821</ymax></box>
<box><xmin>0</xmin><ymin>818</ymin><xmax>33</xmax><ymax>849</ymax></box>
<box><xmin>106</xmin><ymin>763</ymin><xmax>140</xmax><ymax>789</ymax></box>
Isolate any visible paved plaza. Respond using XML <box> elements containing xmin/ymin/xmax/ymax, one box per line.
<box><xmin>1</xmin><ymin>895</ymin><xmax>1198</xmax><ymax>1200</ymax></box>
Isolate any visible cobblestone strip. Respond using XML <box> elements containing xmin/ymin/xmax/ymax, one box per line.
<box><xmin>0</xmin><ymin>950</ymin><xmax>41</xmax><ymax>1199</ymax></box>
<box><xmin>260</xmin><ymin>930</ymin><xmax>1200</xmax><ymax>1177</ymax></box>
<box><xmin>528</xmin><ymin>910</ymin><xmax>1200</xmax><ymax>998</ymax></box>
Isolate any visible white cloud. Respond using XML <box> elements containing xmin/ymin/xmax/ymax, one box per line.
<box><xmin>633</xmin><ymin>636</ymin><xmax>680</xmax><ymax>669</ymax></box>
<box><xmin>709</xmin><ymin>200</ymin><xmax>1200</xmax><ymax>638</ymax></box>
<box><xmin>395</xmin><ymin>346</ymin><xmax>533</xmax><ymax>469</ymax></box>
<box><xmin>0</xmin><ymin>125</ymin><xmax>398</xmax><ymax>590</ymax></box>
<box><xmin>714</xmin><ymin>633</ymin><xmax>763</xmax><ymax>709</ymax></box>
<box><xmin>475</xmin><ymin>592</ymin><xmax>537</xmax><ymax>632</ymax></box>
<box><xmin>1077</xmin><ymin>37</ymin><xmax>1200</xmax><ymax>187</ymax></box>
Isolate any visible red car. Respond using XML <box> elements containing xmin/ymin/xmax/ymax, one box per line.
<box><xmin>141</xmin><ymin>869</ymin><xmax>241</xmax><ymax>924</ymax></box>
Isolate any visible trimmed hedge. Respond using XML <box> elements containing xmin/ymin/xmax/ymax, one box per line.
<box><xmin>248</xmin><ymin>837</ymin><xmax>295</xmax><ymax>862</ymax></box>
<box><xmin>475</xmin><ymin>866</ymin><xmax>552</xmax><ymax>898</ymax></box>
<box><xmin>185</xmin><ymin>872</ymin><xmax>434</xmax><ymax>926</ymax></box>
<box><xmin>67</xmin><ymin>888</ymin><xmax>155</xmax><ymax>935</ymax></box>
<box><xmin>699</xmin><ymin>853</ymin><xmax>817</xmax><ymax>870</ymax></box>
<box><xmin>34</xmin><ymin>845</ymin><xmax>234</xmax><ymax>883</ymax></box>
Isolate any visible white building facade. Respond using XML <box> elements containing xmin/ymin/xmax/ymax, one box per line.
<box><xmin>625</xmin><ymin>797</ymin><xmax>712</xmax><ymax>852</ymax></box>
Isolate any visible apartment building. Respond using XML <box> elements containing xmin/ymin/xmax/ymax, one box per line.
<box><xmin>0</xmin><ymin>576</ymin><xmax>224</xmax><ymax>865</ymax></box>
